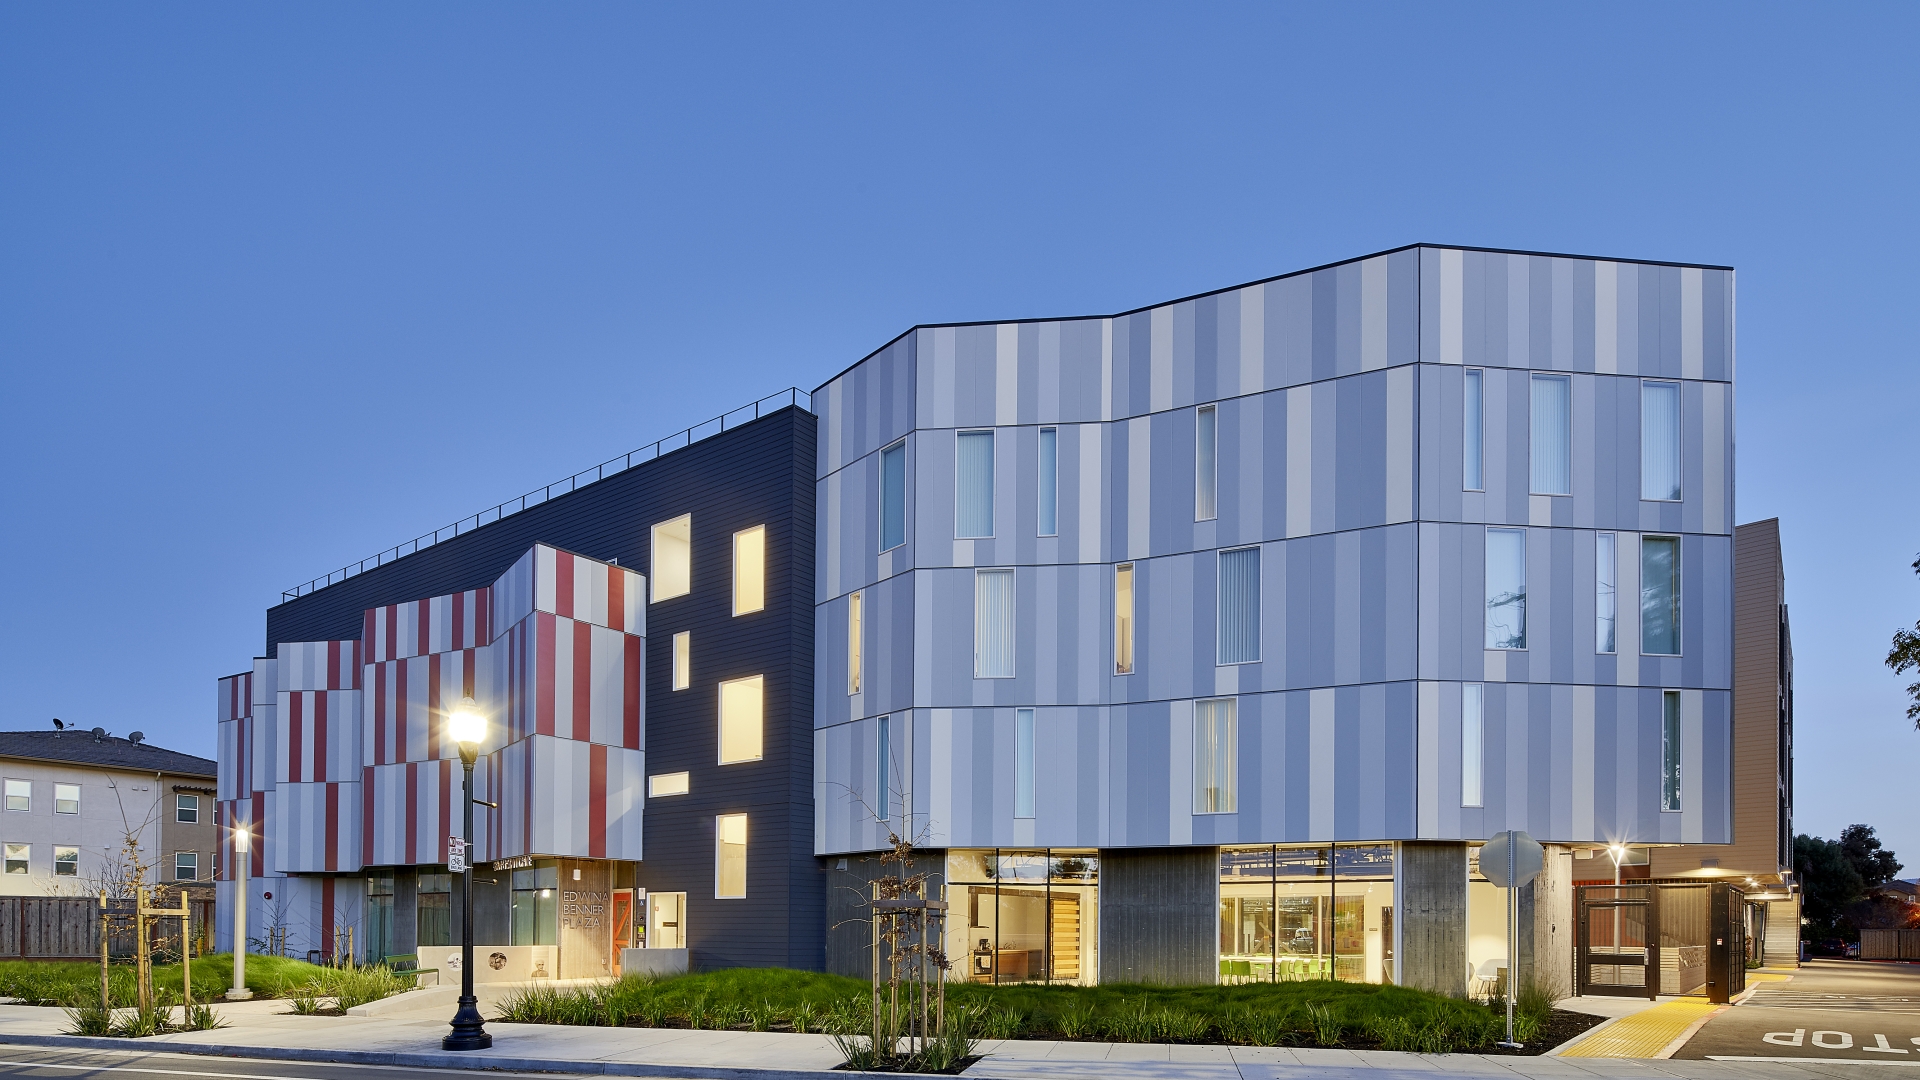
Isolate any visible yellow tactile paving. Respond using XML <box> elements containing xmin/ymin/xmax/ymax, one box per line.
<box><xmin>1557</xmin><ymin>998</ymin><xmax>1723</xmax><ymax>1057</ymax></box>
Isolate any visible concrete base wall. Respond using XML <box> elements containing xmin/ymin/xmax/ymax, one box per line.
<box><xmin>1098</xmin><ymin>847</ymin><xmax>1218</xmax><ymax>985</ymax></box>
<box><xmin>1519</xmin><ymin>845</ymin><xmax>1575</xmax><ymax>999</ymax></box>
<box><xmin>1398</xmin><ymin>842</ymin><xmax>1466</xmax><ymax>997</ymax></box>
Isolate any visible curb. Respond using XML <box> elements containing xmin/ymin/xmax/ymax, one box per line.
<box><xmin>0</xmin><ymin>1033</ymin><xmax>864</xmax><ymax>1080</ymax></box>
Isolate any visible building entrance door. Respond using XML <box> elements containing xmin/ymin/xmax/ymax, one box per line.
<box><xmin>1578</xmin><ymin>884</ymin><xmax>1657</xmax><ymax>999</ymax></box>
<box><xmin>610</xmin><ymin>889</ymin><xmax>634</xmax><ymax>974</ymax></box>
<box><xmin>649</xmin><ymin>892</ymin><xmax>686</xmax><ymax>950</ymax></box>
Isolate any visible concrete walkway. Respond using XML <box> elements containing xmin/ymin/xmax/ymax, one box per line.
<box><xmin>0</xmin><ymin>985</ymin><xmax>1902</xmax><ymax>1080</ymax></box>
<box><xmin>1551</xmin><ymin>967</ymin><xmax>1798</xmax><ymax>1059</ymax></box>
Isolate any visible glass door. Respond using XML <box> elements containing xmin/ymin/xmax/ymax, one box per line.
<box><xmin>648</xmin><ymin>892</ymin><xmax>686</xmax><ymax>949</ymax></box>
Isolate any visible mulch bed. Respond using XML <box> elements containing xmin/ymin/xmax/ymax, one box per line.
<box><xmin>1479</xmin><ymin>1008</ymin><xmax>1609</xmax><ymax>1055</ymax></box>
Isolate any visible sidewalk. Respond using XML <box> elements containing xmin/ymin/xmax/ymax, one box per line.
<box><xmin>0</xmin><ymin>986</ymin><xmax>1895</xmax><ymax>1080</ymax></box>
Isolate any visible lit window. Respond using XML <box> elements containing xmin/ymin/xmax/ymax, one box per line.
<box><xmin>1193</xmin><ymin>698</ymin><xmax>1236</xmax><ymax>814</ymax></box>
<box><xmin>717</xmin><ymin>675</ymin><xmax>764</xmax><ymax>764</ymax></box>
<box><xmin>650</xmin><ymin>515</ymin><xmax>692</xmax><ymax>603</ymax></box>
<box><xmin>1596</xmin><ymin>533</ymin><xmax>1617</xmax><ymax>654</ymax></box>
<box><xmin>1529</xmin><ymin>373</ymin><xmax>1571</xmax><ymax>495</ymax></box>
<box><xmin>1196</xmin><ymin>404</ymin><xmax>1218</xmax><ymax>521</ymax></box>
<box><xmin>973</xmin><ymin>569</ymin><xmax>1014</xmax><ymax>678</ymax></box>
<box><xmin>174</xmin><ymin>852</ymin><xmax>198</xmax><ymax>881</ymax></box>
<box><xmin>880</xmin><ymin>441</ymin><xmax>907</xmax><ymax>552</ymax></box>
<box><xmin>1485</xmin><ymin>528</ymin><xmax>1527</xmax><ymax>650</ymax></box>
<box><xmin>876</xmin><ymin>715</ymin><xmax>891</xmax><ymax>822</ymax></box>
<box><xmin>4</xmin><ymin>781</ymin><xmax>27</xmax><ymax>813</ymax></box>
<box><xmin>1641</xmin><ymin>536</ymin><xmax>1681</xmax><ymax>655</ymax></box>
<box><xmin>847</xmin><ymin>591</ymin><xmax>863</xmax><ymax>695</ymax></box>
<box><xmin>3</xmin><ymin>844</ymin><xmax>26</xmax><ymax>874</ymax></box>
<box><xmin>1641</xmin><ymin>380</ymin><xmax>1681</xmax><ymax>501</ymax></box>
<box><xmin>1014</xmin><ymin>709</ymin><xmax>1034</xmax><ymax>819</ymax></box>
<box><xmin>672</xmin><ymin>631</ymin><xmax>691</xmax><ymax>691</ymax></box>
<box><xmin>57</xmin><ymin>785</ymin><xmax>80</xmax><ymax>816</ymax></box>
<box><xmin>732</xmin><ymin>525</ymin><xmax>766</xmax><ymax>615</ymax></box>
<box><xmin>1462</xmin><ymin>684</ymin><xmax>1484</xmax><ymax>807</ymax></box>
<box><xmin>956</xmin><ymin>430</ymin><xmax>995</xmax><ymax>538</ymax></box>
<box><xmin>715</xmin><ymin>814</ymin><xmax>747</xmax><ymax>898</ymax></box>
<box><xmin>174</xmin><ymin>793</ymin><xmax>196</xmax><ymax>823</ymax></box>
<box><xmin>54</xmin><ymin>846</ymin><xmax>77</xmax><ymax>877</ymax></box>
<box><xmin>1216</xmin><ymin>547</ymin><xmax>1260</xmax><ymax>665</ymax></box>
<box><xmin>1114</xmin><ymin>563</ymin><xmax>1135</xmax><ymax>675</ymax></box>
<box><xmin>648</xmin><ymin>772</ymin><xmax>690</xmax><ymax>798</ymax></box>
<box><xmin>1038</xmin><ymin>427</ymin><xmax>1058</xmax><ymax>536</ymax></box>
<box><xmin>1661</xmin><ymin>691</ymin><xmax>1682</xmax><ymax>811</ymax></box>
<box><xmin>1463</xmin><ymin>369</ymin><xmax>1484</xmax><ymax>490</ymax></box>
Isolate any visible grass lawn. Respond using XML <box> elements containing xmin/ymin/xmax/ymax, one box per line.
<box><xmin>0</xmin><ymin>955</ymin><xmax>359</xmax><ymax>1007</ymax></box>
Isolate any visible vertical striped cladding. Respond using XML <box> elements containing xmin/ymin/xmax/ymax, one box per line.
<box><xmin>270</xmin><ymin>781</ymin><xmax>362</xmax><ymax>873</ymax></box>
<box><xmin>489</xmin><ymin>544</ymin><xmax>645</xmax><ymax>640</ymax></box>
<box><xmin>277</xmin><ymin>640</ymin><xmax>364</xmax><ymax>690</ymax></box>
<box><xmin>274</xmin><ymin>690</ymin><xmax>362</xmax><ymax>783</ymax></box>
<box><xmin>362</xmin><ymin>648</ymin><xmax>489</xmax><ymax>765</ymax></box>
<box><xmin>215</xmin><ymin>790</ymin><xmax>279</xmax><ymax>881</ymax></box>
<box><xmin>365</xmin><ymin>589</ymin><xmax>490</xmax><ymax>662</ymax></box>
<box><xmin>490</xmin><ymin>610</ymin><xmax>644</xmax><ymax>749</ymax></box>
<box><xmin>815</xmin><ymin>245</ymin><xmax>1735</xmax><ymax>856</ymax></box>
<box><xmin>362</xmin><ymin>759</ymin><xmax>462</xmax><ymax>866</ymax></box>
<box><xmin>480</xmin><ymin>734</ymin><xmax>643</xmax><ymax>862</ymax></box>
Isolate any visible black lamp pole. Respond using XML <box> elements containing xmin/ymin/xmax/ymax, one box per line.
<box><xmin>443</xmin><ymin>735</ymin><xmax>491</xmax><ymax>1051</ymax></box>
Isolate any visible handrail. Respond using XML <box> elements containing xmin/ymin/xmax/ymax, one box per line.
<box><xmin>280</xmin><ymin>387</ymin><xmax>813</xmax><ymax>601</ymax></box>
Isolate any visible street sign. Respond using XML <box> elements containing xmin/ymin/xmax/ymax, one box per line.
<box><xmin>448</xmin><ymin>836</ymin><xmax>468</xmax><ymax>874</ymax></box>
<box><xmin>1482</xmin><ymin>830</ymin><xmax>1544</xmax><ymax>889</ymax></box>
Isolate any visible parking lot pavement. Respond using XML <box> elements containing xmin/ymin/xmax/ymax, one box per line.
<box><xmin>1675</xmin><ymin>958</ymin><xmax>1920</xmax><ymax>1063</ymax></box>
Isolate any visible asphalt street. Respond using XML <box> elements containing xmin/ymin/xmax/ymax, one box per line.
<box><xmin>1677</xmin><ymin>958</ymin><xmax>1920</xmax><ymax>1063</ymax></box>
<box><xmin>0</xmin><ymin>1047</ymin><xmax>590</xmax><ymax>1080</ymax></box>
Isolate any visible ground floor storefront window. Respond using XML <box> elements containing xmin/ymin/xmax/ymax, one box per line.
<box><xmin>365</xmin><ymin>872</ymin><xmax>394</xmax><ymax>963</ymax></box>
<box><xmin>945</xmin><ymin>850</ymin><xmax>1097</xmax><ymax>985</ymax></box>
<box><xmin>511</xmin><ymin>864</ymin><xmax>560</xmax><ymax>945</ymax></box>
<box><xmin>1219</xmin><ymin>844</ymin><xmax>1395</xmax><ymax>984</ymax></box>
<box><xmin>417</xmin><ymin>871</ymin><xmax>451</xmax><ymax>947</ymax></box>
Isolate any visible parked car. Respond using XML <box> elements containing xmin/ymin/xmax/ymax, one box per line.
<box><xmin>1813</xmin><ymin>938</ymin><xmax>1849</xmax><ymax>957</ymax></box>
<box><xmin>1847</xmin><ymin>941</ymin><xmax>1862</xmax><ymax>959</ymax></box>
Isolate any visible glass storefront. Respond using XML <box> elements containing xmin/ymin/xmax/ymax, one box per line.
<box><xmin>365</xmin><ymin>872</ymin><xmax>394</xmax><ymax>963</ymax></box>
<box><xmin>417</xmin><ymin>871</ymin><xmax>451</xmax><ymax>948</ymax></box>
<box><xmin>946</xmin><ymin>850</ymin><xmax>1098</xmax><ymax>985</ymax></box>
<box><xmin>1219</xmin><ymin>844</ymin><xmax>1395</xmax><ymax>984</ymax></box>
<box><xmin>511</xmin><ymin>864</ymin><xmax>560</xmax><ymax>946</ymax></box>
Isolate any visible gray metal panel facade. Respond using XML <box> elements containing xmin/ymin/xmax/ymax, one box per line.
<box><xmin>814</xmin><ymin>245</ymin><xmax>1734</xmax><ymax>857</ymax></box>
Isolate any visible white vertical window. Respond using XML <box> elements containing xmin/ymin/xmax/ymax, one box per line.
<box><xmin>54</xmin><ymin>846</ymin><xmax>78</xmax><ymax>877</ymax></box>
<box><xmin>3</xmin><ymin>844</ymin><xmax>26</xmax><ymax>874</ymax></box>
<box><xmin>1114</xmin><ymin>563</ymin><xmax>1135</xmax><ymax>675</ymax></box>
<box><xmin>1641</xmin><ymin>536</ymin><xmax>1681</xmax><ymax>655</ymax></box>
<box><xmin>59</xmin><ymin>785</ymin><xmax>82</xmax><ymax>816</ymax></box>
<box><xmin>4</xmin><ymin>781</ymin><xmax>27</xmax><ymax>813</ymax></box>
<box><xmin>1195</xmin><ymin>404</ymin><xmax>1218</xmax><ymax>521</ymax></box>
<box><xmin>672</xmin><ymin>631</ymin><xmax>691</xmax><ymax>691</ymax></box>
<box><xmin>732</xmin><ymin>525</ymin><xmax>766</xmax><ymax>615</ymax></box>
<box><xmin>650</xmin><ymin>515</ymin><xmax>692</xmax><ymax>602</ymax></box>
<box><xmin>1193</xmin><ymin>698</ymin><xmax>1237</xmax><ymax>814</ymax></box>
<box><xmin>1216</xmin><ymin>546</ymin><xmax>1261</xmax><ymax>665</ymax></box>
<box><xmin>1529</xmin><ymin>373</ymin><xmax>1571</xmax><ymax>495</ymax></box>
<box><xmin>1485</xmin><ymin>528</ymin><xmax>1527</xmax><ymax>650</ymax></box>
<box><xmin>715</xmin><ymin>814</ymin><xmax>747</xmax><ymax>898</ymax></box>
<box><xmin>1014</xmin><ymin>708</ymin><xmax>1035</xmax><ymax>819</ymax></box>
<box><xmin>955</xmin><ymin>430</ymin><xmax>995</xmax><ymax>538</ymax></box>
<box><xmin>1463</xmin><ymin>369</ymin><xmax>1484</xmax><ymax>490</ymax></box>
<box><xmin>876</xmin><ymin>715</ymin><xmax>891</xmax><ymax>822</ymax></box>
<box><xmin>1661</xmin><ymin>691</ymin><xmax>1682</xmax><ymax>811</ymax></box>
<box><xmin>1595</xmin><ymin>533</ymin><xmax>1617</xmax><ymax>654</ymax></box>
<box><xmin>1462</xmin><ymin>684</ymin><xmax>1484</xmax><ymax>807</ymax></box>
<box><xmin>1038</xmin><ymin>427</ymin><xmax>1058</xmax><ymax>537</ymax></box>
<box><xmin>974</xmin><ymin>569</ymin><xmax>1015</xmax><ymax>678</ymax></box>
<box><xmin>174</xmin><ymin>852</ymin><xmax>198</xmax><ymax>881</ymax></box>
<box><xmin>880</xmin><ymin>441</ymin><xmax>907</xmax><ymax>552</ymax></box>
<box><xmin>1641</xmin><ymin>380</ymin><xmax>1681</xmax><ymax>501</ymax></box>
<box><xmin>846</xmin><ymin>591</ymin><xmax>863</xmax><ymax>695</ymax></box>
<box><xmin>717</xmin><ymin>675</ymin><xmax>764</xmax><ymax>764</ymax></box>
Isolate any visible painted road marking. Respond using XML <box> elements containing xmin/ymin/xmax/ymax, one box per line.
<box><xmin>1756</xmin><ymin>1030</ymin><xmax>1920</xmax><ymax>1054</ymax></box>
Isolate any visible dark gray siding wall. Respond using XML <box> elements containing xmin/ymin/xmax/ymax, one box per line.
<box><xmin>1098</xmin><ymin>847</ymin><xmax>1217</xmax><ymax>985</ymax></box>
<box><xmin>822</xmin><ymin>850</ymin><xmax>947</xmax><ymax>979</ymax></box>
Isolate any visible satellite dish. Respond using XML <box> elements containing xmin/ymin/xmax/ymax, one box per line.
<box><xmin>1483</xmin><ymin>830</ymin><xmax>1545</xmax><ymax>889</ymax></box>
<box><xmin>91</xmin><ymin>727</ymin><xmax>106</xmax><ymax>740</ymax></box>
<box><xmin>129</xmin><ymin>731</ymin><xmax>145</xmax><ymax>745</ymax></box>
<box><xmin>51</xmin><ymin>719</ymin><xmax>63</xmax><ymax>730</ymax></box>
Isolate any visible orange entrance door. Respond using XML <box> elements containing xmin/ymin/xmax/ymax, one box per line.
<box><xmin>610</xmin><ymin>889</ymin><xmax>634</xmax><ymax>976</ymax></box>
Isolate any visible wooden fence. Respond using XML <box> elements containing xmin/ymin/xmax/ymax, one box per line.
<box><xmin>0</xmin><ymin>897</ymin><xmax>214</xmax><ymax>961</ymax></box>
<box><xmin>1861</xmin><ymin>928</ymin><xmax>1920</xmax><ymax>960</ymax></box>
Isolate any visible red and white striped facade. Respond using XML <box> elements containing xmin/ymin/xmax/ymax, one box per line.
<box><xmin>215</xmin><ymin>544</ymin><xmax>645</xmax><ymax>884</ymax></box>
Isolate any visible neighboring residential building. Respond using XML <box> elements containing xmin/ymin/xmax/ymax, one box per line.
<box><xmin>0</xmin><ymin>729</ymin><xmax>217</xmax><ymax>897</ymax></box>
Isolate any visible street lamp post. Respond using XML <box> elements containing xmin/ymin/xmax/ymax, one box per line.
<box><xmin>443</xmin><ymin>697</ymin><xmax>491</xmax><ymax>1051</ymax></box>
<box><xmin>227</xmin><ymin>825</ymin><xmax>253</xmax><ymax>1001</ymax></box>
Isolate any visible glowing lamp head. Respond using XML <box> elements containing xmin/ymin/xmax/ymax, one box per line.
<box><xmin>448</xmin><ymin>697</ymin><xmax>487</xmax><ymax>751</ymax></box>
<box><xmin>233</xmin><ymin>826</ymin><xmax>250</xmax><ymax>854</ymax></box>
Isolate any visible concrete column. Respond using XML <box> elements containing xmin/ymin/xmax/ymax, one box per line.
<box><xmin>1518</xmin><ymin>845</ymin><xmax>1574</xmax><ymax>998</ymax></box>
<box><xmin>1098</xmin><ymin>847</ymin><xmax>1218</xmax><ymax>985</ymax></box>
<box><xmin>1397</xmin><ymin>842</ymin><xmax>1467</xmax><ymax>997</ymax></box>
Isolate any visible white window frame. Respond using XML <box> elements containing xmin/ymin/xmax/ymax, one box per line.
<box><xmin>1529</xmin><ymin>372</ymin><xmax>1572</xmax><ymax>496</ymax></box>
<box><xmin>1461</xmin><ymin>684</ymin><xmax>1484</xmax><ymax>807</ymax></box>
<box><xmin>1485</xmin><ymin>527</ymin><xmax>1528</xmax><ymax>651</ymax></box>
<box><xmin>1640</xmin><ymin>535</ymin><xmax>1683</xmax><ymax>657</ymax></box>
<box><xmin>973</xmin><ymin>568</ymin><xmax>1015</xmax><ymax>679</ymax></box>
<box><xmin>954</xmin><ymin>429</ymin><xmax>996</xmax><ymax>539</ymax></box>
<box><xmin>174</xmin><ymin>851</ymin><xmax>198</xmax><ymax>881</ymax></box>
<box><xmin>1038</xmin><ymin>426</ymin><xmax>1058</xmax><ymax>537</ymax></box>
<box><xmin>1640</xmin><ymin>379</ymin><xmax>1683</xmax><ymax>503</ymax></box>
<box><xmin>1014</xmin><ymin>708</ymin><xmax>1035</xmax><ymax>820</ymax></box>
<box><xmin>717</xmin><ymin>674</ymin><xmax>765</xmax><ymax>764</ymax></box>
<box><xmin>714</xmin><ymin>813</ymin><xmax>748</xmax><ymax>899</ymax></box>
<box><xmin>1463</xmin><ymin>368</ymin><xmax>1485</xmax><ymax>491</ymax></box>
<box><xmin>650</xmin><ymin>514</ymin><xmax>692</xmax><ymax>603</ymax></box>
<box><xmin>1114</xmin><ymin>562</ymin><xmax>1136</xmax><ymax>675</ymax></box>
<box><xmin>879</xmin><ymin>440</ymin><xmax>908</xmax><ymax>553</ymax></box>
<box><xmin>3</xmin><ymin>781</ymin><xmax>27</xmax><ymax>813</ymax></box>
<box><xmin>174</xmin><ymin>793</ymin><xmax>197</xmax><ymax>823</ymax></box>
<box><xmin>53</xmin><ymin>846</ymin><xmax>78</xmax><ymax>877</ymax></box>
<box><xmin>1195</xmin><ymin>404</ymin><xmax>1218</xmax><ymax>521</ymax></box>
<box><xmin>847</xmin><ymin>591</ymin><xmax>863</xmax><ymax>696</ymax></box>
<box><xmin>3</xmin><ymin>844</ymin><xmax>27</xmax><ymax>874</ymax></box>
<box><xmin>56</xmin><ymin>784</ymin><xmax>80</xmax><ymax>816</ymax></box>
<box><xmin>1595</xmin><ymin>532</ymin><xmax>1618</xmax><ymax>655</ymax></box>
<box><xmin>1193</xmin><ymin>697</ymin><xmax>1237</xmax><ymax>815</ymax></box>
<box><xmin>1216</xmin><ymin>546</ymin><xmax>1261</xmax><ymax>666</ymax></box>
<box><xmin>672</xmin><ymin>631</ymin><xmax>691</xmax><ymax>691</ymax></box>
<box><xmin>732</xmin><ymin>525</ymin><xmax>766</xmax><ymax>616</ymax></box>
<box><xmin>649</xmin><ymin>772</ymin><xmax>690</xmax><ymax>798</ymax></box>
<box><xmin>1660</xmin><ymin>691</ymin><xmax>1682</xmax><ymax>812</ymax></box>
<box><xmin>876</xmin><ymin>715</ymin><xmax>891</xmax><ymax>822</ymax></box>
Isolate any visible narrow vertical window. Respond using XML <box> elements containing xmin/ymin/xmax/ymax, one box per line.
<box><xmin>175</xmin><ymin>852</ymin><xmax>198</xmax><ymax>881</ymax></box>
<box><xmin>880</xmin><ymin>440</ymin><xmax>907</xmax><ymax>552</ymax></box>
<box><xmin>650</xmin><ymin>515</ymin><xmax>692</xmax><ymax>602</ymax></box>
<box><xmin>1038</xmin><ymin>427</ymin><xmax>1058</xmax><ymax>536</ymax></box>
<box><xmin>1462</xmin><ymin>684</ymin><xmax>1484</xmax><ymax>807</ymax></box>
<box><xmin>1463</xmin><ymin>369</ymin><xmax>1484</xmax><ymax>490</ymax></box>
<box><xmin>717</xmin><ymin>675</ymin><xmax>764</xmax><ymax>764</ymax></box>
<box><xmin>955</xmin><ymin>430</ymin><xmax>995</xmax><ymax>538</ymax></box>
<box><xmin>672</xmin><ymin>631</ymin><xmax>691</xmax><ymax>691</ymax></box>
<box><xmin>1114</xmin><ymin>563</ymin><xmax>1135</xmax><ymax>675</ymax></box>
<box><xmin>4</xmin><ymin>781</ymin><xmax>27</xmax><ymax>812</ymax></box>
<box><xmin>1193</xmin><ymin>698</ymin><xmax>1237</xmax><ymax>814</ymax></box>
<box><xmin>3</xmin><ymin>845</ymin><xmax>26</xmax><ymax>874</ymax></box>
<box><xmin>59</xmin><ymin>786</ymin><xmax>82</xmax><ymax>816</ymax></box>
<box><xmin>846</xmin><ymin>591</ymin><xmax>863</xmax><ymax>695</ymax></box>
<box><xmin>1195</xmin><ymin>404</ymin><xmax>1218</xmax><ymax>521</ymax></box>
<box><xmin>1661</xmin><ymin>691</ymin><xmax>1682</xmax><ymax>811</ymax></box>
<box><xmin>974</xmin><ymin>569</ymin><xmax>1015</xmax><ymax>678</ymax></box>
<box><xmin>732</xmin><ymin>524</ymin><xmax>766</xmax><ymax>615</ymax></box>
<box><xmin>1217</xmin><ymin>546</ymin><xmax>1261</xmax><ymax>665</ymax></box>
<box><xmin>1595</xmin><ymin>533</ymin><xmax>1617</xmax><ymax>654</ymax></box>
<box><xmin>876</xmin><ymin>715</ymin><xmax>891</xmax><ymax>821</ymax></box>
<box><xmin>1014</xmin><ymin>708</ymin><xmax>1035</xmax><ymax>819</ymax></box>
<box><xmin>1641</xmin><ymin>380</ymin><xmax>1681</xmax><ymax>501</ymax></box>
<box><xmin>1485</xmin><ymin>528</ymin><xmax>1527</xmax><ymax>650</ymax></box>
<box><xmin>1641</xmin><ymin>536</ymin><xmax>1681</xmax><ymax>655</ymax></box>
<box><xmin>1529</xmin><ymin>373</ymin><xmax>1571</xmax><ymax>495</ymax></box>
<box><xmin>715</xmin><ymin>814</ymin><xmax>747</xmax><ymax>898</ymax></box>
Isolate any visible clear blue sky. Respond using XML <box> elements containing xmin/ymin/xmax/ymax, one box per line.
<box><xmin>3</xmin><ymin>5</ymin><xmax>1915</xmax><ymax>861</ymax></box>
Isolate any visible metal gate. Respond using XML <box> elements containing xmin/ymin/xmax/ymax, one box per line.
<box><xmin>1577</xmin><ymin>884</ymin><xmax>1657</xmax><ymax>999</ymax></box>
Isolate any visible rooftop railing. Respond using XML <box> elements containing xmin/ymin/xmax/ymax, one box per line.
<box><xmin>281</xmin><ymin>387</ymin><xmax>813</xmax><ymax>602</ymax></box>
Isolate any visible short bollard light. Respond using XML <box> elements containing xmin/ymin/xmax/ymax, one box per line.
<box><xmin>227</xmin><ymin>826</ymin><xmax>253</xmax><ymax>1000</ymax></box>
